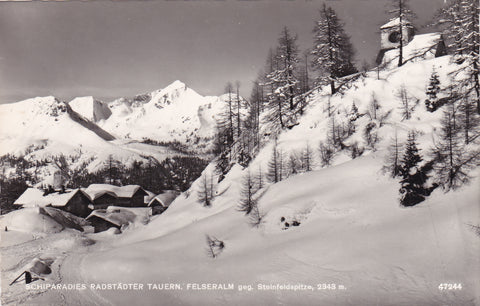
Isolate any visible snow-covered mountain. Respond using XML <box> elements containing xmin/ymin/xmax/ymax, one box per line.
<box><xmin>0</xmin><ymin>96</ymin><xmax>180</xmax><ymax>175</ymax></box>
<box><xmin>0</xmin><ymin>96</ymin><xmax>115</xmax><ymax>158</ymax></box>
<box><xmin>69</xmin><ymin>96</ymin><xmax>112</xmax><ymax>123</ymax></box>
<box><xmin>99</xmin><ymin>80</ymin><xmax>225</xmax><ymax>147</ymax></box>
<box><xmin>0</xmin><ymin>81</ymin><xmax>230</xmax><ymax>177</ymax></box>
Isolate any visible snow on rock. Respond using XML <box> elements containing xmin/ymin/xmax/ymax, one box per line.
<box><xmin>100</xmin><ymin>80</ymin><xmax>227</xmax><ymax>149</ymax></box>
<box><xmin>24</xmin><ymin>257</ymin><xmax>52</xmax><ymax>275</ymax></box>
<box><xmin>69</xmin><ymin>96</ymin><xmax>112</xmax><ymax>122</ymax></box>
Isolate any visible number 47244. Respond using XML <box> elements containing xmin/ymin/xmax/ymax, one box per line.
<box><xmin>438</xmin><ymin>283</ymin><xmax>462</xmax><ymax>290</ymax></box>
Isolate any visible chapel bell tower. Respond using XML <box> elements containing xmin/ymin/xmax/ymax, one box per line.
<box><xmin>380</xmin><ymin>17</ymin><xmax>414</xmax><ymax>51</ymax></box>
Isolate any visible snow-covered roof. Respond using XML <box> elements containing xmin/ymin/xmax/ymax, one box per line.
<box><xmin>144</xmin><ymin>190</ymin><xmax>157</xmax><ymax>204</ymax></box>
<box><xmin>381</xmin><ymin>33</ymin><xmax>444</xmax><ymax>68</ymax></box>
<box><xmin>14</xmin><ymin>188</ymin><xmax>90</xmax><ymax>208</ymax></box>
<box><xmin>381</xmin><ymin>17</ymin><xmax>412</xmax><ymax>29</ymax></box>
<box><xmin>85</xmin><ymin>208</ymin><xmax>136</xmax><ymax>227</ymax></box>
<box><xmin>148</xmin><ymin>190</ymin><xmax>180</xmax><ymax>207</ymax></box>
<box><xmin>83</xmin><ymin>184</ymin><xmax>146</xmax><ymax>200</ymax></box>
<box><xmin>14</xmin><ymin>188</ymin><xmax>44</xmax><ymax>206</ymax></box>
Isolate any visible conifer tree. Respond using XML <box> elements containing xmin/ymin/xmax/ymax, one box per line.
<box><xmin>256</xmin><ymin>164</ymin><xmax>264</xmax><ymax>190</ymax></box>
<box><xmin>312</xmin><ymin>3</ymin><xmax>357</xmax><ymax>94</ymax></box>
<box><xmin>367</xmin><ymin>93</ymin><xmax>379</xmax><ymax>120</ymax></box>
<box><xmin>248</xmin><ymin>80</ymin><xmax>264</xmax><ymax>146</ymax></box>
<box><xmin>264</xmin><ymin>27</ymin><xmax>300</xmax><ymax>131</ymax></box>
<box><xmin>432</xmin><ymin>101</ymin><xmax>480</xmax><ymax>190</ymax></box>
<box><xmin>302</xmin><ymin>143</ymin><xmax>314</xmax><ymax>172</ymax></box>
<box><xmin>197</xmin><ymin>172</ymin><xmax>214</xmax><ymax>207</ymax></box>
<box><xmin>425</xmin><ymin>67</ymin><xmax>441</xmax><ymax>112</ymax></box>
<box><xmin>388</xmin><ymin>0</ymin><xmax>416</xmax><ymax>67</ymax></box>
<box><xmin>347</xmin><ymin>101</ymin><xmax>360</xmax><ymax>136</ymax></box>
<box><xmin>238</xmin><ymin>170</ymin><xmax>258</xmax><ymax>215</ymax></box>
<box><xmin>437</xmin><ymin>0</ymin><xmax>479</xmax><ymax>113</ymax></box>
<box><xmin>383</xmin><ymin>129</ymin><xmax>403</xmax><ymax>178</ymax></box>
<box><xmin>267</xmin><ymin>139</ymin><xmax>282</xmax><ymax>183</ymax></box>
<box><xmin>348</xmin><ymin>101</ymin><xmax>360</xmax><ymax>122</ymax></box>
<box><xmin>223</xmin><ymin>82</ymin><xmax>235</xmax><ymax>144</ymax></box>
<box><xmin>399</xmin><ymin>131</ymin><xmax>428</xmax><ymax>206</ymax></box>
<box><xmin>277</xmin><ymin>148</ymin><xmax>285</xmax><ymax>181</ymax></box>
<box><xmin>288</xmin><ymin>152</ymin><xmax>299</xmax><ymax>176</ymax></box>
<box><xmin>397</xmin><ymin>84</ymin><xmax>416</xmax><ymax>120</ymax></box>
<box><xmin>318</xmin><ymin>141</ymin><xmax>335</xmax><ymax>167</ymax></box>
<box><xmin>235</xmin><ymin>81</ymin><xmax>243</xmax><ymax>138</ymax></box>
<box><xmin>458</xmin><ymin>94</ymin><xmax>480</xmax><ymax>144</ymax></box>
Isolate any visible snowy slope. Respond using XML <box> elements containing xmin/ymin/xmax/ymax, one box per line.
<box><xmin>69</xmin><ymin>96</ymin><xmax>112</xmax><ymax>123</ymax></box>
<box><xmin>15</xmin><ymin>54</ymin><xmax>476</xmax><ymax>305</ymax></box>
<box><xmin>381</xmin><ymin>33</ymin><xmax>444</xmax><ymax>68</ymax></box>
<box><xmin>62</xmin><ymin>156</ymin><xmax>479</xmax><ymax>306</ymax></box>
<box><xmin>100</xmin><ymin>80</ymin><xmax>226</xmax><ymax>149</ymax></box>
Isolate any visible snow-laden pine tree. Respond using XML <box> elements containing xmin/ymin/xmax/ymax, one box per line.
<box><xmin>437</xmin><ymin>0</ymin><xmax>479</xmax><ymax>113</ymax></box>
<box><xmin>436</xmin><ymin>0</ymin><xmax>464</xmax><ymax>53</ymax></box>
<box><xmin>399</xmin><ymin>131</ymin><xmax>428</xmax><ymax>206</ymax></box>
<box><xmin>238</xmin><ymin>170</ymin><xmax>258</xmax><ymax>215</ymax></box>
<box><xmin>347</xmin><ymin>101</ymin><xmax>360</xmax><ymax>136</ymax></box>
<box><xmin>312</xmin><ymin>3</ymin><xmax>357</xmax><ymax>94</ymax></box>
<box><xmin>425</xmin><ymin>67</ymin><xmax>441</xmax><ymax>112</ymax></box>
<box><xmin>432</xmin><ymin>101</ymin><xmax>480</xmax><ymax>190</ymax></box>
<box><xmin>264</xmin><ymin>27</ymin><xmax>300</xmax><ymax>131</ymax></box>
<box><xmin>388</xmin><ymin>0</ymin><xmax>416</xmax><ymax>67</ymax></box>
<box><xmin>263</xmin><ymin>48</ymin><xmax>278</xmax><ymax>98</ymax></box>
<box><xmin>348</xmin><ymin>101</ymin><xmax>360</xmax><ymax>122</ymax></box>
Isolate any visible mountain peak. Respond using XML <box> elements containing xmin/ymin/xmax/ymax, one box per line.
<box><xmin>69</xmin><ymin>96</ymin><xmax>112</xmax><ymax>122</ymax></box>
<box><xmin>162</xmin><ymin>80</ymin><xmax>187</xmax><ymax>92</ymax></box>
<box><xmin>13</xmin><ymin>96</ymin><xmax>68</xmax><ymax>117</ymax></box>
<box><xmin>147</xmin><ymin>80</ymin><xmax>199</xmax><ymax>109</ymax></box>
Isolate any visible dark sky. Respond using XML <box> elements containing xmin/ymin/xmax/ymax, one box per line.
<box><xmin>0</xmin><ymin>0</ymin><xmax>445</xmax><ymax>103</ymax></box>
